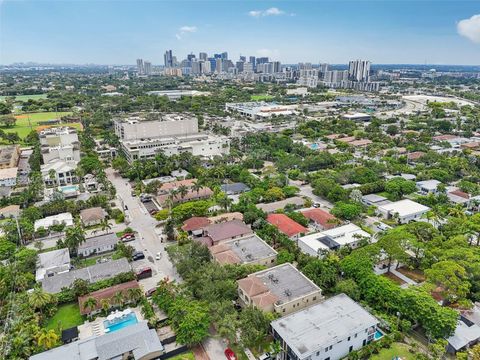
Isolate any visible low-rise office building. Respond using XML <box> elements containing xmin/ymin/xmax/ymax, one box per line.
<box><xmin>209</xmin><ymin>234</ymin><xmax>277</xmax><ymax>266</ymax></box>
<box><xmin>377</xmin><ymin>199</ymin><xmax>430</xmax><ymax>224</ymax></box>
<box><xmin>271</xmin><ymin>294</ymin><xmax>379</xmax><ymax>360</ymax></box>
<box><xmin>237</xmin><ymin>263</ymin><xmax>323</xmax><ymax>315</ymax></box>
<box><xmin>225</xmin><ymin>102</ymin><xmax>298</xmax><ymax>121</ymax></box>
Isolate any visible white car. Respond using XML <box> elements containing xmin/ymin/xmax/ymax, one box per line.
<box><xmin>155</xmin><ymin>252</ymin><xmax>161</xmax><ymax>260</ymax></box>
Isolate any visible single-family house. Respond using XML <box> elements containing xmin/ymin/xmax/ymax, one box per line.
<box><xmin>34</xmin><ymin>212</ymin><xmax>74</xmax><ymax>232</ymax></box>
<box><xmin>377</xmin><ymin>199</ymin><xmax>430</xmax><ymax>224</ymax></box>
<box><xmin>220</xmin><ymin>182</ymin><xmax>250</xmax><ymax>195</ymax></box>
<box><xmin>78</xmin><ymin>233</ymin><xmax>118</xmax><ymax>258</ymax></box>
<box><xmin>35</xmin><ymin>248</ymin><xmax>71</xmax><ymax>281</ymax></box>
<box><xmin>256</xmin><ymin>196</ymin><xmax>305</xmax><ymax>214</ymax></box>
<box><xmin>237</xmin><ymin>263</ymin><xmax>323</xmax><ymax>315</ymax></box>
<box><xmin>80</xmin><ymin>207</ymin><xmax>107</xmax><ymax>227</ymax></box>
<box><xmin>199</xmin><ymin>219</ymin><xmax>253</xmax><ymax>247</ymax></box>
<box><xmin>301</xmin><ymin>208</ymin><xmax>338</xmax><ymax>230</ymax></box>
<box><xmin>416</xmin><ymin>180</ymin><xmax>442</xmax><ymax>195</ymax></box>
<box><xmin>266</xmin><ymin>213</ymin><xmax>307</xmax><ymax>240</ymax></box>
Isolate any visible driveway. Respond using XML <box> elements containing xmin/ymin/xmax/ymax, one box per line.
<box><xmin>106</xmin><ymin>168</ymin><xmax>180</xmax><ymax>290</ymax></box>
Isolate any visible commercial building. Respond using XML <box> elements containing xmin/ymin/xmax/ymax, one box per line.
<box><xmin>377</xmin><ymin>199</ymin><xmax>430</xmax><ymax>224</ymax></box>
<box><xmin>298</xmin><ymin>224</ymin><xmax>371</xmax><ymax>257</ymax></box>
<box><xmin>342</xmin><ymin>112</ymin><xmax>372</xmax><ymax>122</ymax></box>
<box><xmin>209</xmin><ymin>234</ymin><xmax>277</xmax><ymax>266</ymax></box>
<box><xmin>237</xmin><ymin>263</ymin><xmax>323</xmax><ymax>315</ymax></box>
<box><xmin>0</xmin><ymin>145</ymin><xmax>20</xmax><ymax>169</ymax></box>
<box><xmin>271</xmin><ymin>294</ymin><xmax>379</xmax><ymax>360</ymax></box>
<box><xmin>120</xmin><ymin>134</ymin><xmax>230</xmax><ymax>163</ymax></box>
<box><xmin>225</xmin><ymin>102</ymin><xmax>298</xmax><ymax>121</ymax></box>
<box><xmin>35</xmin><ymin>248</ymin><xmax>71</xmax><ymax>281</ymax></box>
<box><xmin>146</xmin><ymin>90</ymin><xmax>210</xmax><ymax>100</ymax></box>
<box><xmin>34</xmin><ymin>212</ymin><xmax>74</xmax><ymax>231</ymax></box>
<box><xmin>29</xmin><ymin>321</ymin><xmax>164</xmax><ymax>360</ymax></box>
<box><xmin>78</xmin><ymin>233</ymin><xmax>118</xmax><ymax>258</ymax></box>
<box><xmin>41</xmin><ymin>258</ymin><xmax>131</xmax><ymax>294</ymax></box>
<box><xmin>114</xmin><ymin>114</ymin><xmax>198</xmax><ymax>141</ymax></box>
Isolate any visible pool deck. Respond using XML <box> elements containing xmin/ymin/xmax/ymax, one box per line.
<box><xmin>78</xmin><ymin>307</ymin><xmax>144</xmax><ymax>339</ymax></box>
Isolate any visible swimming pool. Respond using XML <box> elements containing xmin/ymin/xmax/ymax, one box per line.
<box><xmin>374</xmin><ymin>329</ymin><xmax>384</xmax><ymax>340</ymax></box>
<box><xmin>104</xmin><ymin>312</ymin><xmax>138</xmax><ymax>333</ymax></box>
<box><xmin>310</xmin><ymin>143</ymin><xmax>319</xmax><ymax>150</ymax></box>
<box><xmin>59</xmin><ymin>185</ymin><xmax>79</xmax><ymax>192</ymax></box>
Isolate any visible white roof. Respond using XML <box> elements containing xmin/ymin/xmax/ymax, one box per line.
<box><xmin>378</xmin><ymin>199</ymin><xmax>430</xmax><ymax>217</ymax></box>
<box><xmin>271</xmin><ymin>294</ymin><xmax>378</xmax><ymax>358</ymax></box>
<box><xmin>298</xmin><ymin>224</ymin><xmax>370</xmax><ymax>254</ymax></box>
<box><xmin>34</xmin><ymin>212</ymin><xmax>74</xmax><ymax>231</ymax></box>
<box><xmin>36</xmin><ymin>248</ymin><xmax>70</xmax><ymax>281</ymax></box>
<box><xmin>41</xmin><ymin>160</ymin><xmax>76</xmax><ymax>174</ymax></box>
<box><xmin>416</xmin><ymin>179</ymin><xmax>441</xmax><ymax>190</ymax></box>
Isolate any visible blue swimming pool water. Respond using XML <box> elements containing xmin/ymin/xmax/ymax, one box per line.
<box><xmin>60</xmin><ymin>185</ymin><xmax>79</xmax><ymax>192</ymax></box>
<box><xmin>104</xmin><ymin>312</ymin><xmax>138</xmax><ymax>333</ymax></box>
<box><xmin>310</xmin><ymin>143</ymin><xmax>319</xmax><ymax>150</ymax></box>
<box><xmin>374</xmin><ymin>330</ymin><xmax>383</xmax><ymax>340</ymax></box>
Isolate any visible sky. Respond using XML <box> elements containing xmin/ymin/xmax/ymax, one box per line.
<box><xmin>1</xmin><ymin>0</ymin><xmax>480</xmax><ymax>65</ymax></box>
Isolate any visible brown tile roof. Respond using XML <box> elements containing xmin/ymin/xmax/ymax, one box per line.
<box><xmin>156</xmin><ymin>187</ymin><xmax>213</xmax><ymax>206</ymax></box>
<box><xmin>267</xmin><ymin>214</ymin><xmax>307</xmax><ymax>237</ymax></box>
<box><xmin>461</xmin><ymin>142</ymin><xmax>480</xmax><ymax>149</ymax></box>
<box><xmin>433</xmin><ymin>134</ymin><xmax>458</xmax><ymax>141</ymax></box>
<box><xmin>181</xmin><ymin>217</ymin><xmax>210</xmax><ymax>232</ymax></box>
<box><xmin>407</xmin><ymin>151</ymin><xmax>425</xmax><ymax>161</ymax></box>
<box><xmin>159</xmin><ymin>179</ymin><xmax>197</xmax><ymax>193</ymax></box>
<box><xmin>208</xmin><ymin>212</ymin><xmax>244</xmax><ymax>224</ymax></box>
<box><xmin>337</xmin><ymin>136</ymin><xmax>356</xmax><ymax>143</ymax></box>
<box><xmin>349</xmin><ymin>139</ymin><xmax>372</xmax><ymax>147</ymax></box>
<box><xmin>80</xmin><ymin>207</ymin><xmax>106</xmax><ymax>223</ymax></box>
<box><xmin>302</xmin><ymin>209</ymin><xmax>337</xmax><ymax>229</ymax></box>
<box><xmin>213</xmin><ymin>250</ymin><xmax>241</xmax><ymax>265</ymax></box>
<box><xmin>204</xmin><ymin>220</ymin><xmax>253</xmax><ymax>244</ymax></box>
<box><xmin>251</xmin><ymin>291</ymin><xmax>279</xmax><ymax>308</ymax></box>
<box><xmin>78</xmin><ymin>280</ymin><xmax>139</xmax><ymax>315</ymax></box>
<box><xmin>238</xmin><ymin>276</ymin><xmax>269</xmax><ymax>297</ymax></box>
<box><xmin>449</xmin><ymin>190</ymin><xmax>469</xmax><ymax>199</ymax></box>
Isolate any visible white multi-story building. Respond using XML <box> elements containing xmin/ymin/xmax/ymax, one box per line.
<box><xmin>271</xmin><ymin>294</ymin><xmax>379</xmax><ymax>360</ymax></box>
<box><xmin>348</xmin><ymin>59</ymin><xmax>371</xmax><ymax>82</ymax></box>
<box><xmin>225</xmin><ymin>102</ymin><xmax>298</xmax><ymax>120</ymax></box>
<box><xmin>41</xmin><ymin>160</ymin><xmax>76</xmax><ymax>186</ymax></box>
<box><xmin>39</xmin><ymin>127</ymin><xmax>80</xmax><ymax>165</ymax></box>
<box><xmin>114</xmin><ymin>114</ymin><xmax>198</xmax><ymax>140</ymax></box>
<box><xmin>120</xmin><ymin>134</ymin><xmax>230</xmax><ymax>163</ymax></box>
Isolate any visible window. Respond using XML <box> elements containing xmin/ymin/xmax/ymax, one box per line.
<box><xmin>349</xmin><ymin>345</ymin><xmax>353</xmax><ymax>353</ymax></box>
<box><xmin>325</xmin><ymin>348</ymin><xmax>328</xmax><ymax>352</ymax></box>
<box><xmin>313</xmin><ymin>296</ymin><xmax>316</xmax><ymax>301</ymax></box>
<box><xmin>348</xmin><ymin>336</ymin><xmax>351</xmax><ymax>341</ymax></box>
<box><xmin>329</xmin><ymin>346</ymin><xmax>332</xmax><ymax>350</ymax></box>
<box><xmin>355</xmin><ymin>333</ymin><xmax>357</xmax><ymax>338</ymax></box>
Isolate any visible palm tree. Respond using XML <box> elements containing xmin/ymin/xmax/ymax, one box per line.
<box><xmin>100</xmin><ymin>298</ymin><xmax>111</xmax><ymax>314</ymax></box>
<box><xmin>29</xmin><ymin>288</ymin><xmax>52</xmax><ymax>313</ymax></box>
<box><xmin>36</xmin><ymin>329</ymin><xmax>59</xmax><ymax>350</ymax></box>
<box><xmin>127</xmin><ymin>288</ymin><xmax>143</xmax><ymax>304</ymax></box>
<box><xmin>83</xmin><ymin>297</ymin><xmax>98</xmax><ymax>314</ymax></box>
<box><xmin>112</xmin><ymin>291</ymin><xmax>124</xmax><ymax>307</ymax></box>
<box><xmin>100</xmin><ymin>218</ymin><xmax>112</xmax><ymax>234</ymax></box>
<box><xmin>177</xmin><ymin>184</ymin><xmax>189</xmax><ymax>200</ymax></box>
<box><xmin>192</xmin><ymin>181</ymin><xmax>202</xmax><ymax>196</ymax></box>
<box><xmin>64</xmin><ymin>225</ymin><xmax>86</xmax><ymax>256</ymax></box>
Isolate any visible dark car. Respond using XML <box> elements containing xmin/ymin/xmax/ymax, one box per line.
<box><xmin>132</xmin><ymin>251</ymin><xmax>145</xmax><ymax>261</ymax></box>
<box><xmin>136</xmin><ymin>267</ymin><xmax>153</xmax><ymax>280</ymax></box>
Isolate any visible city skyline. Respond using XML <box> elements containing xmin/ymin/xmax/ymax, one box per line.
<box><xmin>1</xmin><ymin>0</ymin><xmax>480</xmax><ymax>65</ymax></box>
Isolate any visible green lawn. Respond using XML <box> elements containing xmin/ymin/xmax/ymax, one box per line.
<box><xmin>0</xmin><ymin>94</ymin><xmax>47</xmax><ymax>102</ymax></box>
<box><xmin>370</xmin><ymin>343</ymin><xmax>414</xmax><ymax>360</ymax></box>
<box><xmin>2</xmin><ymin>111</ymin><xmax>79</xmax><ymax>139</ymax></box>
<box><xmin>168</xmin><ymin>351</ymin><xmax>195</xmax><ymax>360</ymax></box>
<box><xmin>46</xmin><ymin>303</ymin><xmax>84</xmax><ymax>331</ymax></box>
<box><xmin>250</xmin><ymin>94</ymin><xmax>274</xmax><ymax>101</ymax></box>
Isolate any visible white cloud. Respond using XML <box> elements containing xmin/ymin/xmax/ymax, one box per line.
<box><xmin>457</xmin><ymin>14</ymin><xmax>480</xmax><ymax>44</ymax></box>
<box><xmin>175</xmin><ymin>25</ymin><xmax>197</xmax><ymax>40</ymax></box>
<box><xmin>248</xmin><ymin>7</ymin><xmax>288</xmax><ymax>18</ymax></box>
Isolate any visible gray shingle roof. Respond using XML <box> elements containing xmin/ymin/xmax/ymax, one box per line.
<box><xmin>41</xmin><ymin>258</ymin><xmax>131</xmax><ymax>294</ymax></box>
<box><xmin>78</xmin><ymin>233</ymin><xmax>118</xmax><ymax>252</ymax></box>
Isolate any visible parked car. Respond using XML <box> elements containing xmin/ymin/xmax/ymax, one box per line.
<box><xmin>258</xmin><ymin>353</ymin><xmax>271</xmax><ymax>360</ymax></box>
<box><xmin>155</xmin><ymin>252</ymin><xmax>161</xmax><ymax>260</ymax></box>
<box><xmin>149</xmin><ymin>209</ymin><xmax>158</xmax><ymax>215</ymax></box>
<box><xmin>131</xmin><ymin>191</ymin><xmax>136</xmax><ymax>197</ymax></box>
<box><xmin>121</xmin><ymin>233</ymin><xmax>135</xmax><ymax>242</ymax></box>
<box><xmin>136</xmin><ymin>267</ymin><xmax>152</xmax><ymax>280</ymax></box>
<box><xmin>145</xmin><ymin>288</ymin><xmax>157</xmax><ymax>297</ymax></box>
<box><xmin>132</xmin><ymin>251</ymin><xmax>145</xmax><ymax>261</ymax></box>
<box><xmin>313</xmin><ymin>203</ymin><xmax>321</xmax><ymax>208</ymax></box>
<box><xmin>224</xmin><ymin>348</ymin><xmax>237</xmax><ymax>360</ymax></box>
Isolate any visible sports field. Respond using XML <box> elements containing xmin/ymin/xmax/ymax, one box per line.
<box><xmin>2</xmin><ymin>111</ymin><xmax>80</xmax><ymax>139</ymax></box>
<box><xmin>0</xmin><ymin>94</ymin><xmax>48</xmax><ymax>102</ymax></box>
<box><xmin>251</xmin><ymin>94</ymin><xmax>274</xmax><ymax>101</ymax></box>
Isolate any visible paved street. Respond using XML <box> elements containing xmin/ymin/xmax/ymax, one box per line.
<box><xmin>289</xmin><ymin>180</ymin><xmax>334</xmax><ymax>210</ymax></box>
<box><xmin>106</xmin><ymin>168</ymin><xmax>180</xmax><ymax>291</ymax></box>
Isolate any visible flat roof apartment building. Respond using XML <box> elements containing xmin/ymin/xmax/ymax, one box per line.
<box><xmin>271</xmin><ymin>294</ymin><xmax>379</xmax><ymax>360</ymax></box>
<box><xmin>0</xmin><ymin>145</ymin><xmax>20</xmax><ymax>169</ymax></box>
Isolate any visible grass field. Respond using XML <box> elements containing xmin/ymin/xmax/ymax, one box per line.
<box><xmin>46</xmin><ymin>303</ymin><xmax>84</xmax><ymax>331</ymax></box>
<box><xmin>251</xmin><ymin>94</ymin><xmax>274</xmax><ymax>101</ymax></box>
<box><xmin>370</xmin><ymin>343</ymin><xmax>414</xmax><ymax>360</ymax></box>
<box><xmin>2</xmin><ymin>111</ymin><xmax>79</xmax><ymax>139</ymax></box>
<box><xmin>0</xmin><ymin>94</ymin><xmax>47</xmax><ymax>102</ymax></box>
<box><xmin>168</xmin><ymin>351</ymin><xmax>195</xmax><ymax>360</ymax></box>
